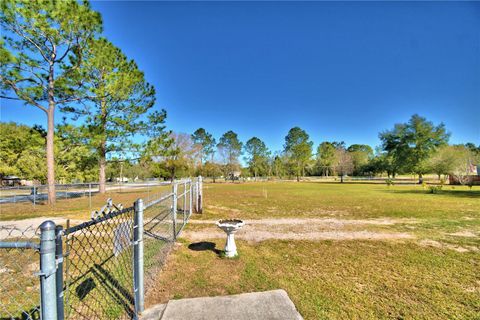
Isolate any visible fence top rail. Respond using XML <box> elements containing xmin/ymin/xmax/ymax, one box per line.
<box><xmin>144</xmin><ymin>192</ymin><xmax>174</xmax><ymax>209</ymax></box>
<box><xmin>0</xmin><ymin>241</ymin><xmax>40</xmax><ymax>250</ymax></box>
<box><xmin>64</xmin><ymin>205</ymin><xmax>135</xmax><ymax>235</ymax></box>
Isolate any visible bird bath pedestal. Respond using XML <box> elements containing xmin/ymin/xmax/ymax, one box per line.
<box><xmin>216</xmin><ymin>219</ymin><xmax>245</xmax><ymax>258</ymax></box>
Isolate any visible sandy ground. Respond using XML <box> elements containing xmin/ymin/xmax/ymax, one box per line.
<box><xmin>184</xmin><ymin>217</ymin><xmax>416</xmax><ymax>242</ymax></box>
<box><xmin>0</xmin><ymin>217</ymin><xmax>83</xmax><ymax>239</ymax></box>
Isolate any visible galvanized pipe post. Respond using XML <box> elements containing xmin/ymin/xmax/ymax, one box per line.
<box><xmin>172</xmin><ymin>183</ymin><xmax>178</xmax><ymax>240</ymax></box>
<box><xmin>198</xmin><ymin>176</ymin><xmax>203</xmax><ymax>214</ymax></box>
<box><xmin>134</xmin><ymin>199</ymin><xmax>145</xmax><ymax>314</ymax></box>
<box><xmin>39</xmin><ymin>220</ymin><xmax>58</xmax><ymax>320</ymax></box>
<box><xmin>189</xmin><ymin>180</ymin><xmax>193</xmax><ymax>217</ymax></box>
<box><xmin>88</xmin><ymin>183</ymin><xmax>92</xmax><ymax>209</ymax></box>
<box><xmin>147</xmin><ymin>183</ymin><xmax>150</xmax><ymax>202</ymax></box>
<box><xmin>55</xmin><ymin>225</ymin><xmax>65</xmax><ymax>320</ymax></box>
<box><xmin>183</xmin><ymin>181</ymin><xmax>187</xmax><ymax>225</ymax></box>
<box><xmin>195</xmin><ymin>178</ymin><xmax>199</xmax><ymax>212</ymax></box>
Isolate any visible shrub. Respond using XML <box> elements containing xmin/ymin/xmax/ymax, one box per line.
<box><xmin>428</xmin><ymin>185</ymin><xmax>443</xmax><ymax>194</ymax></box>
<box><xmin>385</xmin><ymin>178</ymin><xmax>394</xmax><ymax>187</ymax></box>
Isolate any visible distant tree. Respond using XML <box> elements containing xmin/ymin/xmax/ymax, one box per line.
<box><xmin>55</xmin><ymin>122</ymin><xmax>98</xmax><ymax>183</ymax></box>
<box><xmin>201</xmin><ymin>161</ymin><xmax>222</xmax><ymax>183</ymax></box>
<box><xmin>191</xmin><ymin>128</ymin><xmax>216</xmax><ymax>166</ymax></box>
<box><xmin>284</xmin><ymin>127</ymin><xmax>313</xmax><ymax>181</ymax></box>
<box><xmin>334</xmin><ymin>147</ymin><xmax>354</xmax><ymax>183</ymax></box>
<box><xmin>316</xmin><ymin>142</ymin><xmax>337</xmax><ymax>176</ymax></box>
<box><xmin>0</xmin><ymin>122</ymin><xmax>97</xmax><ymax>184</ymax></box>
<box><xmin>0</xmin><ymin>122</ymin><xmax>46</xmax><ymax>182</ymax></box>
<box><xmin>379</xmin><ymin>114</ymin><xmax>449</xmax><ymax>182</ymax></box>
<box><xmin>148</xmin><ymin>132</ymin><xmax>195</xmax><ymax>181</ymax></box>
<box><xmin>244</xmin><ymin>137</ymin><xmax>270</xmax><ymax>179</ymax></box>
<box><xmin>0</xmin><ymin>0</ymin><xmax>102</xmax><ymax>203</ymax></box>
<box><xmin>271</xmin><ymin>152</ymin><xmax>287</xmax><ymax>178</ymax></box>
<box><xmin>464</xmin><ymin>142</ymin><xmax>480</xmax><ymax>155</ymax></box>
<box><xmin>347</xmin><ymin>144</ymin><xmax>374</xmax><ymax>175</ymax></box>
<box><xmin>425</xmin><ymin>145</ymin><xmax>462</xmax><ymax>180</ymax></box>
<box><xmin>217</xmin><ymin>131</ymin><xmax>242</xmax><ymax>180</ymax></box>
<box><xmin>62</xmin><ymin>38</ymin><xmax>161</xmax><ymax>193</ymax></box>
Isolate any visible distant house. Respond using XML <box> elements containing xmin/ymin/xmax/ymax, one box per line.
<box><xmin>115</xmin><ymin>177</ymin><xmax>129</xmax><ymax>183</ymax></box>
<box><xmin>228</xmin><ymin>171</ymin><xmax>242</xmax><ymax>181</ymax></box>
<box><xmin>1</xmin><ymin>175</ymin><xmax>21</xmax><ymax>187</ymax></box>
<box><xmin>1</xmin><ymin>176</ymin><xmax>35</xmax><ymax>187</ymax></box>
<box><xmin>449</xmin><ymin>164</ymin><xmax>480</xmax><ymax>185</ymax></box>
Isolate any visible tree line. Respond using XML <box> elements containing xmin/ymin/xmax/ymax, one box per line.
<box><xmin>3</xmin><ymin>114</ymin><xmax>478</xmax><ymax>188</ymax></box>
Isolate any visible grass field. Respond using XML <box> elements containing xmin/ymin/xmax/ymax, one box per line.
<box><xmin>146</xmin><ymin>182</ymin><xmax>480</xmax><ymax>319</ymax></box>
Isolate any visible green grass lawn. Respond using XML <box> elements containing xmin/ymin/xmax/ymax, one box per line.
<box><xmin>146</xmin><ymin>182</ymin><xmax>480</xmax><ymax>320</ymax></box>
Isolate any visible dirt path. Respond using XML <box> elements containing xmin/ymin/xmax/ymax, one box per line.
<box><xmin>183</xmin><ymin>217</ymin><xmax>416</xmax><ymax>242</ymax></box>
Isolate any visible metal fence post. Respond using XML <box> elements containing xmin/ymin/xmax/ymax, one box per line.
<box><xmin>39</xmin><ymin>220</ymin><xmax>58</xmax><ymax>320</ymax></box>
<box><xmin>33</xmin><ymin>185</ymin><xmax>36</xmax><ymax>207</ymax></box>
<box><xmin>147</xmin><ymin>183</ymin><xmax>150</xmax><ymax>203</ymax></box>
<box><xmin>134</xmin><ymin>199</ymin><xmax>145</xmax><ymax>314</ymax></box>
<box><xmin>172</xmin><ymin>183</ymin><xmax>178</xmax><ymax>240</ymax></box>
<box><xmin>195</xmin><ymin>178</ymin><xmax>199</xmax><ymax>213</ymax></box>
<box><xmin>183</xmin><ymin>181</ymin><xmax>187</xmax><ymax>225</ymax></box>
<box><xmin>189</xmin><ymin>180</ymin><xmax>193</xmax><ymax>217</ymax></box>
<box><xmin>88</xmin><ymin>183</ymin><xmax>92</xmax><ymax>209</ymax></box>
<box><xmin>198</xmin><ymin>176</ymin><xmax>203</xmax><ymax>214</ymax></box>
<box><xmin>55</xmin><ymin>225</ymin><xmax>65</xmax><ymax>320</ymax></box>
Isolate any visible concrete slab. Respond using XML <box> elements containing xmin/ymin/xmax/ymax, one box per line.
<box><xmin>144</xmin><ymin>289</ymin><xmax>303</xmax><ymax>320</ymax></box>
<box><xmin>140</xmin><ymin>303</ymin><xmax>167</xmax><ymax>320</ymax></box>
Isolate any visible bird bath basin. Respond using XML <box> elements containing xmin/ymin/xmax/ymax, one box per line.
<box><xmin>216</xmin><ymin>219</ymin><xmax>245</xmax><ymax>258</ymax></box>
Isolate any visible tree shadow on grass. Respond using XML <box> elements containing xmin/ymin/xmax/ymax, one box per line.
<box><xmin>188</xmin><ymin>241</ymin><xmax>222</xmax><ymax>256</ymax></box>
<box><xmin>385</xmin><ymin>189</ymin><xmax>480</xmax><ymax>199</ymax></box>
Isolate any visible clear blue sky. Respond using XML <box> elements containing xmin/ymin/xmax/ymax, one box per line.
<box><xmin>1</xmin><ymin>1</ymin><xmax>479</xmax><ymax>153</ymax></box>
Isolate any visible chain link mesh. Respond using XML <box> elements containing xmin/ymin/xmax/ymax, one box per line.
<box><xmin>143</xmin><ymin>193</ymin><xmax>174</xmax><ymax>291</ymax></box>
<box><xmin>63</xmin><ymin>207</ymin><xmax>136</xmax><ymax>319</ymax></box>
<box><xmin>0</xmin><ymin>178</ymin><xmax>200</xmax><ymax>320</ymax></box>
<box><xmin>0</xmin><ymin>225</ymin><xmax>41</xmax><ymax>320</ymax></box>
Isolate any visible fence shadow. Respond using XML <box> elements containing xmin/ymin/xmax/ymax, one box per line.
<box><xmin>92</xmin><ymin>263</ymin><xmax>135</xmax><ymax>318</ymax></box>
<box><xmin>0</xmin><ymin>306</ymin><xmax>40</xmax><ymax>320</ymax></box>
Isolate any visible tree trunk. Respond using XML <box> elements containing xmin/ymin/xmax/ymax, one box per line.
<box><xmin>46</xmin><ymin>57</ymin><xmax>56</xmax><ymax>205</ymax></box>
<box><xmin>340</xmin><ymin>174</ymin><xmax>344</xmax><ymax>183</ymax></box>
<box><xmin>418</xmin><ymin>173</ymin><xmax>423</xmax><ymax>184</ymax></box>
<box><xmin>99</xmin><ymin>154</ymin><xmax>106</xmax><ymax>194</ymax></box>
<box><xmin>99</xmin><ymin>97</ymin><xmax>107</xmax><ymax>194</ymax></box>
<box><xmin>46</xmin><ymin>108</ymin><xmax>56</xmax><ymax>204</ymax></box>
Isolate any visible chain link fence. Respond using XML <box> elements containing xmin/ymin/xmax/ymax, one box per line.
<box><xmin>63</xmin><ymin>207</ymin><xmax>136</xmax><ymax>319</ymax></box>
<box><xmin>0</xmin><ymin>177</ymin><xmax>203</xmax><ymax>320</ymax></box>
<box><xmin>0</xmin><ymin>182</ymin><xmax>173</xmax><ymax>220</ymax></box>
<box><xmin>0</xmin><ymin>225</ymin><xmax>41</xmax><ymax>320</ymax></box>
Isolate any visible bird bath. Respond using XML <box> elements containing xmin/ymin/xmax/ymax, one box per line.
<box><xmin>216</xmin><ymin>219</ymin><xmax>245</xmax><ymax>258</ymax></box>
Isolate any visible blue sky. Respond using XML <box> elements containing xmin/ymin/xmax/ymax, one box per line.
<box><xmin>1</xmin><ymin>1</ymin><xmax>479</xmax><ymax>153</ymax></box>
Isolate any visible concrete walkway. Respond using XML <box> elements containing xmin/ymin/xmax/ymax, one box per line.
<box><xmin>141</xmin><ymin>289</ymin><xmax>303</xmax><ymax>320</ymax></box>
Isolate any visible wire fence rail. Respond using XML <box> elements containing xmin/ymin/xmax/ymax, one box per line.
<box><xmin>0</xmin><ymin>177</ymin><xmax>203</xmax><ymax>320</ymax></box>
